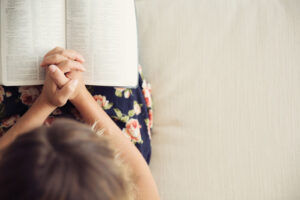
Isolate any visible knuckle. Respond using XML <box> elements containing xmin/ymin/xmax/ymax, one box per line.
<box><xmin>65</xmin><ymin>60</ymin><xmax>72</xmax><ymax>66</ymax></box>
<box><xmin>58</xmin><ymin>60</ymin><xmax>69</xmax><ymax>70</ymax></box>
<box><xmin>59</xmin><ymin>60</ymin><xmax>68</xmax><ymax>66</ymax></box>
<box><xmin>61</xmin><ymin>50</ymin><xmax>67</xmax><ymax>56</ymax></box>
<box><xmin>60</xmin><ymin>61</ymin><xmax>72</xmax><ymax>72</ymax></box>
<box><xmin>53</xmin><ymin>54</ymin><xmax>60</xmax><ymax>60</ymax></box>
<box><xmin>74</xmin><ymin>63</ymin><xmax>81</xmax><ymax>69</ymax></box>
<box><xmin>54</xmin><ymin>46</ymin><xmax>63</xmax><ymax>51</ymax></box>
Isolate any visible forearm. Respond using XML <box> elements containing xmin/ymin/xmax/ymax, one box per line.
<box><xmin>71</xmin><ymin>89</ymin><xmax>160</xmax><ymax>200</ymax></box>
<box><xmin>0</xmin><ymin>95</ymin><xmax>56</xmax><ymax>150</ymax></box>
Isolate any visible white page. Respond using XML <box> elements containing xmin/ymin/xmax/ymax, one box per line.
<box><xmin>0</xmin><ymin>0</ymin><xmax>65</xmax><ymax>86</ymax></box>
<box><xmin>67</xmin><ymin>0</ymin><xmax>138</xmax><ymax>87</ymax></box>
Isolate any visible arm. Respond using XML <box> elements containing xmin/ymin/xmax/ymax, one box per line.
<box><xmin>71</xmin><ymin>89</ymin><xmax>160</xmax><ymax>200</ymax></box>
<box><xmin>0</xmin><ymin>96</ymin><xmax>55</xmax><ymax>150</ymax></box>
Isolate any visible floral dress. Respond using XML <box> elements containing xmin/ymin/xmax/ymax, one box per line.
<box><xmin>0</xmin><ymin>66</ymin><xmax>153</xmax><ymax>164</ymax></box>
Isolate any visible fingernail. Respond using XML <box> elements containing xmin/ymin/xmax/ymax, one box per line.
<box><xmin>49</xmin><ymin>65</ymin><xmax>57</xmax><ymax>72</ymax></box>
<box><xmin>70</xmin><ymin>79</ymin><xmax>78</xmax><ymax>89</ymax></box>
<box><xmin>81</xmin><ymin>66</ymin><xmax>86</xmax><ymax>71</ymax></box>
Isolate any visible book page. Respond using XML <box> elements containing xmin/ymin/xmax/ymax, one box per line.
<box><xmin>66</xmin><ymin>0</ymin><xmax>138</xmax><ymax>87</ymax></box>
<box><xmin>0</xmin><ymin>0</ymin><xmax>65</xmax><ymax>86</ymax></box>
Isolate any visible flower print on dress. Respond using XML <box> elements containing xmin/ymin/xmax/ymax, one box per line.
<box><xmin>115</xmin><ymin>87</ymin><xmax>126</xmax><ymax>97</ymax></box>
<box><xmin>93</xmin><ymin>95</ymin><xmax>113</xmax><ymax>110</ymax></box>
<box><xmin>113</xmin><ymin>108</ymin><xmax>129</xmax><ymax>123</ymax></box>
<box><xmin>122</xmin><ymin>119</ymin><xmax>143</xmax><ymax>144</ymax></box>
<box><xmin>112</xmin><ymin>108</ymin><xmax>143</xmax><ymax>144</ymax></box>
<box><xmin>52</xmin><ymin>108</ymin><xmax>62</xmax><ymax>115</ymax></box>
<box><xmin>18</xmin><ymin>86</ymin><xmax>41</xmax><ymax>106</ymax></box>
<box><xmin>142</xmin><ymin>81</ymin><xmax>152</xmax><ymax>108</ymax></box>
<box><xmin>144</xmin><ymin>109</ymin><xmax>153</xmax><ymax>139</ymax></box>
<box><xmin>5</xmin><ymin>91</ymin><xmax>12</xmax><ymax>98</ymax></box>
<box><xmin>133</xmin><ymin>101</ymin><xmax>141</xmax><ymax>115</ymax></box>
<box><xmin>43</xmin><ymin>116</ymin><xmax>55</xmax><ymax>126</ymax></box>
<box><xmin>114</xmin><ymin>87</ymin><xmax>132</xmax><ymax>98</ymax></box>
<box><xmin>124</xmin><ymin>90</ymin><xmax>131</xmax><ymax>98</ymax></box>
<box><xmin>148</xmin><ymin>109</ymin><xmax>153</xmax><ymax>129</ymax></box>
<box><xmin>1</xmin><ymin>114</ymin><xmax>20</xmax><ymax>128</ymax></box>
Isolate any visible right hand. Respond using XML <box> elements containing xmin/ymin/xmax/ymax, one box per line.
<box><xmin>40</xmin><ymin>66</ymin><xmax>79</xmax><ymax>107</ymax></box>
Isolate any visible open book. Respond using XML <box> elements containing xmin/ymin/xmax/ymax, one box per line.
<box><xmin>0</xmin><ymin>0</ymin><xmax>138</xmax><ymax>87</ymax></box>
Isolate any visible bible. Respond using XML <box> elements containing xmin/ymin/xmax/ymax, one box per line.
<box><xmin>0</xmin><ymin>0</ymin><xmax>138</xmax><ymax>87</ymax></box>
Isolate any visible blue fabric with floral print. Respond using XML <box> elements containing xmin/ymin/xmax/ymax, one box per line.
<box><xmin>0</xmin><ymin>67</ymin><xmax>153</xmax><ymax>164</ymax></box>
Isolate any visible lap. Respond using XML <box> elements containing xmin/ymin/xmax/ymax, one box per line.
<box><xmin>0</xmin><ymin>67</ymin><xmax>153</xmax><ymax>163</ymax></box>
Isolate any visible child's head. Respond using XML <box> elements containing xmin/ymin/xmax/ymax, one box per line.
<box><xmin>0</xmin><ymin>119</ymin><xmax>135</xmax><ymax>200</ymax></box>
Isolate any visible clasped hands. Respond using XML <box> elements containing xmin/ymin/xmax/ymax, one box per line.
<box><xmin>39</xmin><ymin>47</ymin><xmax>87</xmax><ymax>108</ymax></box>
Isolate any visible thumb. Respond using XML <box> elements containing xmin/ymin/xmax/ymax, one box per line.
<box><xmin>55</xmin><ymin>79</ymin><xmax>78</xmax><ymax>106</ymax></box>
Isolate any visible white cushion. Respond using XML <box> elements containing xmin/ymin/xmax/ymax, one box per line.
<box><xmin>135</xmin><ymin>0</ymin><xmax>300</xmax><ymax>199</ymax></box>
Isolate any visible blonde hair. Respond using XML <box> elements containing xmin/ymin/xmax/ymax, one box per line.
<box><xmin>0</xmin><ymin>118</ymin><xmax>136</xmax><ymax>200</ymax></box>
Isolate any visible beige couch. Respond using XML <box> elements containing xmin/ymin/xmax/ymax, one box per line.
<box><xmin>135</xmin><ymin>0</ymin><xmax>300</xmax><ymax>199</ymax></box>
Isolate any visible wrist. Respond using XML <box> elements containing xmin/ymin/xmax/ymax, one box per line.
<box><xmin>34</xmin><ymin>94</ymin><xmax>57</xmax><ymax>112</ymax></box>
<box><xmin>70</xmin><ymin>87</ymin><xmax>91</xmax><ymax>105</ymax></box>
